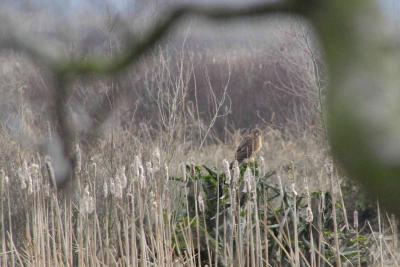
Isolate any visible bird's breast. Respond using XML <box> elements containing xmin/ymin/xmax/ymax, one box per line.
<box><xmin>255</xmin><ymin>136</ymin><xmax>262</xmax><ymax>152</ymax></box>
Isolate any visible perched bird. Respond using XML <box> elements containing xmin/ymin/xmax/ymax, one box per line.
<box><xmin>232</xmin><ymin>128</ymin><xmax>263</xmax><ymax>166</ymax></box>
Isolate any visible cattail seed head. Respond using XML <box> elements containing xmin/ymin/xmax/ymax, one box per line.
<box><xmin>243</xmin><ymin>167</ymin><xmax>253</xmax><ymax>193</ymax></box>
<box><xmin>134</xmin><ymin>156</ymin><xmax>141</xmax><ymax>179</ymax></box>
<box><xmin>223</xmin><ymin>159</ymin><xmax>231</xmax><ymax>185</ymax></box>
<box><xmin>164</xmin><ymin>164</ymin><xmax>169</xmax><ymax>187</ymax></box>
<box><xmin>109</xmin><ymin>178</ymin><xmax>116</xmax><ymax>196</ymax></box>
<box><xmin>23</xmin><ymin>160</ymin><xmax>28</xmax><ymax>174</ymax></box>
<box><xmin>291</xmin><ymin>183</ymin><xmax>298</xmax><ymax>196</ymax></box>
<box><xmin>182</xmin><ymin>164</ymin><xmax>187</xmax><ymax>182</ymax></box>
<box><xmin>103</xmin><ymin>181</ymin><xmax>108</xmax><ymax>197</ymax></box>
<box><xmin>29</xmin><ymin>163</ymin><xmax>39</xmax><ymax>172</ymax></box>
<box><xmin>353</xmin><ymin>210</ymin><xmax>359</xmax><ymax>229</ymax></box>
<box><xmin>152</xmin><ymin>147</ymin><xmax>161</xmax><ymax>172</ymax></box>
<box><xmin>29</xmin><ymin>163</ymin><xmax>39</xmax><ymax>192</ymax></box>
<box><xmin>139</xmin><ymin>165</ymin><xmax>146</xmax><ymax>189</ymax></box>
<box><xmin>146</xmin><ymin>162</ymin><xmax>153</xmax><ymax>180</ymax></box>
<box><xmin>47</xmin><ymin>121</ymin><xmax>52</xmax><ymax>140</ymax></box>
<box><xmin>319</xmin><ymin>192</ymin><xmax>326</xmax><ymax>212</ymax></box>
<box><xmin>81</xmin><ymin>185</ymin><xmax>95</xmax><ymax>214</ymax></box>
<box><xmin>232</xmin><ymin>160</ymin><xmax>240</xmax><ymax>184</ymax></box>
<box><xmin>149</xmin><ymin>190</ymin><xmax>157</xmax><ymax>208</ymax></box>
<box><xmin>306</xmin><ymin>207</ymin><xmax>314</xmax><ymax>223</ymax></box>
<box><xmin>0</xmin><ymin>169</ymin><xmax>8</xmax><ymax>187</ymax></box>
<box><xmin>23</xmin><ymin>161</ymin><xmax>33</xmax><ymax>194</ymax></box>
<box><xmin>198</xmin><ymin>193</ymin><xmax>205</xmax><ymax>213</ymax></box>
<box><xmin>118</xmin><ymin>166</ymin><xmax>127</xmax><ymax>189</ymax></box>
<box><xmin>43</xmin><ymin>183</ymin><xmax>50</xmax><ymax>197</ymax></box>
<box><xmin>92</xmin><ymin>161</ymin><xmax>97</xmax><ymax>178</ymax></box>
<box><xmin>259</xmin><ymin>156</ymin><xmax>265</xmax><ymax>176</ymax></box>
<box><xmin>75</xmin><ymin>143</ymin><xmax>81</xmax><ymax>173</ymax></box>
<box><xmin>164</xmin><ymin>164</ymin><xmax>169</xmax><ymax>180</ymax></box>
<box><xmin>27</xmin><ymin>174</ymin><xmax>33</xmax><ymax>194</ymax></box>
<box><xmin>277</xmin><ymin>174</ymin><xmax>284</xmax><ymax>197</ymax></box>
<box><xmin>18</xmin><ymin>167</ymin><xmax>27</xmax><ymax>190</ymax></box>
<box><xmin>45</xmin><ymin>158</ymin><xmax>57</xmax><ymax>189</ymax></box>
<box><xmin>114</xmin><ymin>176</ymin><xmax>123</xmax><ymax>199</ymax></box>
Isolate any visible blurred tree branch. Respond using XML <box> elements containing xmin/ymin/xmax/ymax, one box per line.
<box><xmin>55</xmin><ymin>2</ymin><xmax>299</xmax><ymax>76</ymax></box>
<box><xmin>1</xmin><ymin>2</ymin><xmax>299</xmax><ymax>76</ymax></box>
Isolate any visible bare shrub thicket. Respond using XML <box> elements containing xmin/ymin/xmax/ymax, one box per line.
<box><xmin>119</xmin><ymin>20</ymin><xmax>325</xmax><ymax>144</ymax></box>
<box><xmin>0</xmin><ymin>16</ymin><xmax>325</xmax><ymax>148</ymax></box>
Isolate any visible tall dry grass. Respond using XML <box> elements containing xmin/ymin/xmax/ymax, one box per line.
<box><xmin>0</xmin><ymin>129</ymin><xmax>399</xmax><ymax>266</ymax></box>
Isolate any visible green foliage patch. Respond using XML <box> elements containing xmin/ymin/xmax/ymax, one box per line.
<box><xmin>170</xmin><ymin>162</ymin><xmax>371</xmax><ymax>266</ymax></box>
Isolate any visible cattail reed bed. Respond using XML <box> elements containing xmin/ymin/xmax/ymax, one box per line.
<box><xmin>0</xmin><ymin>153</ymin><xmax>397</xmax><ymax>266</ymax></box>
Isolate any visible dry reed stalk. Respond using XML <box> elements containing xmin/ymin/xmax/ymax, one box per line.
<box><xmin>193</xmin><ymin>181</ymin><xmax>202</xmax><ymax>267</ymax></box>
<box><xmin>245</xmin><ymin>199</ymin><xmax>251</xmax><ymax>267</ymax></box>
<box><xmin>202</xmin><ymin>200</ymin><xmax>212</xmax><ymax>267</ymax></box>
<box><xmin>138</xmin><ymin>188</ymin><xmax>148</xmax><ymax>267</ymax></box>
<box><xmin>6</xmin><ymin>182</ymin><xmax>15</xmax><ymax>267</ymax></box>
<box><xmin>49</xmin><ymin>197</ymin><xmax>58</xmax><ymax>266</ymax></box>
<box><xmin>253</xmin><ymin>190</ymin><xmax>262</xmax><ymax>267</ymax></box>
<box><xmin>222</xmin><ymin>208</ymin><xmax>228</xmax><ymax>266</ymax></box>
<box><xmin>336</xmin><ymin>177</ymin><xmax>349</xmax><ymax>231</ymax></box>
<box><xmin>214</xmin><ymin>173</ymin><xmax>221</xmax><ymax>267</ymax></box>
<box><xmin>289</xmin><ymin>182</ymin><xmax>299</xmax><ymax>267</ymax></box>
<box><xmin>116</xmin><ymin>210</ymin><xmax>125</xmax><ymax>265</ymax></box>
<box><xmin>354</xmin><ymin>210</ymin><xmax>361</xmax><ymax>267</ymax></box>
<box><xmin>377</xmin><ymin>200</ymin><xmax>384</xmax><ymax>267</ymax></box>
<box><xmin>122</xmin><ymin>209</ymin><xmax>131</xmax><ymax>267</ymax></box>
<box><xmin>235</xmin><ymin>193</ymin><xmax>244</xmax><ymax>266</ymax></box>
<box><xmin>387</xmin><ymin>214</ymin><xmax>400</xmax><ymax>265</ymax></box>
<box><xmin>317</xmin><ymin>191</ymin><xmax>325</xmax><ymax>267</ymax></box>
<box><xmin>0</xmin><ymin>171</ymin><xmax>8</xmax><ymax>267</ymax></box>
<box><xmin>267</xmin><ymin>227</ymin><xmax>296</xmax><ymax>266</ymax></box>
<box><xmin>329</xmin><ymin>175</ymin><xmax>341</xmax><ymax>267</ymax></box>
<box><xmin>391</xmin><ymin>214</ymin><xmax>398</xmax><ymax>253</ymax></box>
<box><xmin>367</xmin><ymin>221</ymin><xmax>383</xmax><ymax>265</ymax></box>
<box><xmin>263</xmin><ymin>190</ymin><xmax>269</xmax><ymax>266</ymax></box>
<box><xmin>305</xmin><ymin>187</ymin><xmax>316</xmax><ymax>267</ymax></box>
<box><xmin>226</xmin><ymin>184</ymin><xmax>234</xmax><ymax>264</ymax></box>
<box><xmin>128</xmin><ymin>191</ymin><xmax>138</xmax><ymax>267</ymax></box>
<box><xmin>7</xmin><ymin>232</ymin><xmax>23</xmax><ymax>266</ymax></box>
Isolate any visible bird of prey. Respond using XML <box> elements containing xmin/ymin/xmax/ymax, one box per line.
<box><xmin>233</xmin><ymin>128</ymin><xmax>263</xmax><ymax>165</ymax></box>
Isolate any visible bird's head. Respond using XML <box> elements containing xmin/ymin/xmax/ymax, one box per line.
<box><xmin>251</xmin><ymin>128</ymin><xmax>262</xmax><ymax>138</ymax></box>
